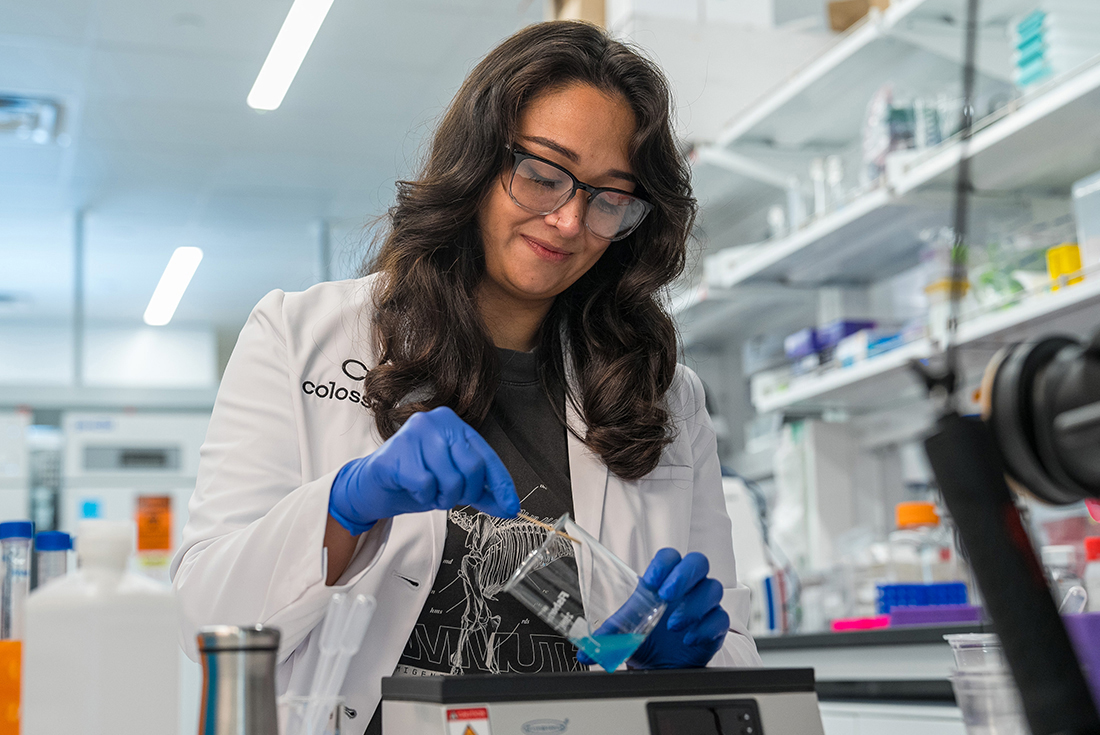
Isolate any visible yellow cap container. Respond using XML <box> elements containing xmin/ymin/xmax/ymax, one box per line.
<box><xmin>896</xmin><ymin>501</ymin><xmax>939</xmax><ymax>528</ymax></box>
<box><xmin>1047</xmin><ymin>243</ymin><xmax>1083</xmax><ymax>291</ymax></box>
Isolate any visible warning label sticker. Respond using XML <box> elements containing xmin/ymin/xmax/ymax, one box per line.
<box><xmin>446</xmin><ymin>707</ymin><xmax>492</xmax><ymax>735</ymax></box>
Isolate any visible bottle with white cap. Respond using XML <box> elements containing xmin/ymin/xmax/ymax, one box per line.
<box><xmin>22</xmin><ymin>520</ymin><xmax>178</xmax><ymax>735</ymax></box>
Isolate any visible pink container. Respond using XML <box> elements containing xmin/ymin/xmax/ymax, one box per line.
<box><xmin>831</xmin><ymin>615</ymin><xmax>890</xmax><ymax>632</ymax></box>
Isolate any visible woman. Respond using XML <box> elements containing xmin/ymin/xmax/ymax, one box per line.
<box><xmin>172</xmin><ymin>19</ymin><xmax>761</xmax><ymax>732</ymax></box>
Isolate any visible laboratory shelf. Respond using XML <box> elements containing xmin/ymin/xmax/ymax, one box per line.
<box><xmin>714</xmin><ymin>0</ymin><xmax>1029</xmax><ymax>153</ymax></box>
<box><xmin>752</xmin><ymin>276</ymin><xmax>1100</xmax><ymax>413</ymax></box>
<box><xmin>700</xmin><ymin>56</ymin><xmax>1100</xmax><ymax>290</ymax></box>
<box><xmin>691</xmin><ymin>0</ymin><xmax>1033</xmax><ymax>256</ymax></box>
<box><xmin>894</xmin><ymin>57</ymin><xmax>1100</xmax><ymax>195</ymax></box>
<box><xmin>674</xmin><ymin>283</ymin><xmax>816</xmax><ymax>349</ymax></box>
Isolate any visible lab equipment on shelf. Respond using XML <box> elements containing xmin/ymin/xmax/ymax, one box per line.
<box><xmin>1073</xmin><ymin>169</ymin><xmax>1100</xmax><ymax>268</ymax></box>
<box><xmin>876</xmin><ymin>582</ymin><xmax>969</xmax><ymax>614</ymax></box>
<box><xmin>1012</xmin><ymin>1</ymin><xmax>1100</xmax><ymax>90</ymax></box>
<box><xmin>1084</xmin><ymin>537</ymin><xmax>1100</xmax><ymax>612</ymax></box>
<box><xmin>22</xmin><ymin>520</ymin><xmax>178</xmax><ymax>735</ymax></box>
<box><xmin>0</xmin><ymin>521</ymin><xmax>31</xmax><ymax>735</ymax></box>
<box><xmin>1043</xmin><ymin>544</ymin><xmax>1084</xmax><ymax>608</ymax></box>
<box><xmin>887</xmin><ymin>501</ymin><xmax>959</xmax><ymax>584</ymax></box>
<box><xmin>33</xmin><ymin>531</ymin><xmax>70</xmax><ymax>588</ymax></box>
<box><xmin>504</xmin><ymin>513</ymin><xmax>665</xmax><ymax>672</ymax></box>
<box><xmin>0</xmin><ymin>522</ymin><xmax>32</xmax><ymax>640</ymax></box>
<box><xmin>197</xmin><ymin>625</ymin><xmax>280</xmax><ymax>735</ymax></box>
<box><xmin>1047</xmin><ymin>243</ymin><xmax>1084</xmax><ymax>290</ymax></box>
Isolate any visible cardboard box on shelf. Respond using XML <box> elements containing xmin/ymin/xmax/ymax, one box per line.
<box><xmin>828</xmin><ymin>0</ymin><xmax>890</xmax><ymax>32</ymax></box>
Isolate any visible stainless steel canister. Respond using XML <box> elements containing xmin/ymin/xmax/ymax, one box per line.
<box><xmin>197</xmin><ymin>624</ymin><xmax>281</xmax><ymax>735</ymax></box>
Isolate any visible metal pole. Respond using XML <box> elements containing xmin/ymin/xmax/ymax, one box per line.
<box><xmin>316</xmin><ymin>219</ymin><xmax>331</xmax><ymax>283</ymax></box>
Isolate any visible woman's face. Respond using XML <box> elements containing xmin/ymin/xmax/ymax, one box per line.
<box><xmin>476</xmin><ymin>82</ymin><xmax>638</xmax><ymax>309</ymax></box>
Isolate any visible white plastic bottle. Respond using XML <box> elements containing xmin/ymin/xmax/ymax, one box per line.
<box><xmin>22</xmin><ymin>520</ymin><xmax>178</xmax><ymax>735</ymax></box>
<box><xmin>1085</xmin><ymin>537</ymin><xmax>1100</xmax><ymax>613</ymax></box>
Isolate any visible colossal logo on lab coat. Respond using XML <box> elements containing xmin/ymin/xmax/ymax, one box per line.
<box><xmin>300</xmin><ymin>358</ymin><xmax>370</xmax><ymax>403</ymax></box>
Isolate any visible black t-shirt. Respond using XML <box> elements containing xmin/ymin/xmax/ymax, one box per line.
<box><xmin>393</xmin><ymin>347</ymin><xmax>581</xmax><ymax>676</ymax></box>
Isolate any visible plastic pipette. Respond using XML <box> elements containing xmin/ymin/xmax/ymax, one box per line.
<box><xmin>301</xmin><ymin>593</ymin><xmax>376</xmax><ymax>735</ymax></box>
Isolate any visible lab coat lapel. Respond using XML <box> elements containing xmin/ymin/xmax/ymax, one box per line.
<box><xmin>565</xmin><ymin>395</ymin><xmax>608</xmax><ymax>540</ymax></box>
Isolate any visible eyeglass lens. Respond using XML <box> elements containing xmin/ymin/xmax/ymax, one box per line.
<box><xmin>510</xmin><ymin>157</ymin><xmax>648</xmax><ymax>240</ymax></box>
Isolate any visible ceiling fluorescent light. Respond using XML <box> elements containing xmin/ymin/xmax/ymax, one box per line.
<box><xmin>247</xmin><ymin>0</ymin><xmax>336</xmax><ymax>111</ymax></box>
<box><xmin>144</xmin><ymin>247</ymin><xmax>203</xmax><ymax>326</ymax></box>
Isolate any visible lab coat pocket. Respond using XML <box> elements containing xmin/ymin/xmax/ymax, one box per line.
<box><xmin>599</xmin><ymin>464</ymin><xmax>695</xmax><ymax>568</ymax></box>
<box><xmin>637</xmin><ymin>464</ymin><xmax>694</xmax><ymax>488</ymax></box>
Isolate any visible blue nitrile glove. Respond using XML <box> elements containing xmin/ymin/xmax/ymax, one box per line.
<box><xmin>577</xmin><ymin>549</ymin><xmax>729</xmax><ymax>669</ymax></box>
<box><xmin>328</xmin><ymin>406</ymin><xmax>520</xmax><ymax>535</ymax></box>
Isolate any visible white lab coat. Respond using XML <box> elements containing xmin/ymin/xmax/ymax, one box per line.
<box><xmin>171</xmin><ymin>275</ymin><xmax>761</xmax><ymax>726</ymax></box>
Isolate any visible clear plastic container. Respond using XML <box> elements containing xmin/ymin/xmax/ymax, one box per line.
<box><xmin>944</xmin><ymin>633</ymin><xmax>1008</xmax><ymax>672</ymax></box>
<box><xmin>22</xmin><ymin>520</ymin><xmax>178</xmax><ymax>735</ymax></box>
<box><xmin>0</xmin><ymin>521</ymin><xmax>34</xmax><ymax>640</ymax></box>
<box><xmin>950</xmin><ymin>671</ymin><xmax>1029</xmax><ymax>735</ymax></box>
<box><xmin>34</xmin><ymin>531</ymin><xmax>71</xmax><ymax>589</ymax></box>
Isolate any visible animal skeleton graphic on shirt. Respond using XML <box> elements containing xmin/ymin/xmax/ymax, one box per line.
<box><xmin>447</xmin><ymin>488</ymin><xmax>574</xmax><ymax>674</ymax></box>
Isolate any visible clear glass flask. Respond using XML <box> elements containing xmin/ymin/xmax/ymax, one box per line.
<box><xmin>504</xmin><ymin>513</ymin><xmax>665</xmax><ymax>671</ymax></box>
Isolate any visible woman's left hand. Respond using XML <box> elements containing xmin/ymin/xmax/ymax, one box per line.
<box><xmin>578</xmin><ymin>548</ymin><xmax>730</xmax><ymax>669</ymax></box>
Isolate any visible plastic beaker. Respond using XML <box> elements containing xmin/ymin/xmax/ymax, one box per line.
<box><xmin>944</xmin><ymin>633</ymin><xmax>1007</xmax><ymax>672</ymax></box>
<box><xmin>503</xmin><ymin>513</ymin><xmax>665</xmax><ymax>672</ymax></box>
<box><xmin>950</xmin><ymin>671</ymin><xmax>1028</xmax><ymax>735</ymax></box>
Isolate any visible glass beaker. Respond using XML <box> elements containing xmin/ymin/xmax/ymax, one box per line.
<box><xmin>503</xmin><ymin>513</ymin><xmax>665</xmax><ymax>671</ymax></box>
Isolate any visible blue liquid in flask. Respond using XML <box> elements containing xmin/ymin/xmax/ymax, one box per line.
<box><xmin>573</xmin><ymin>632</ymin><xmax>647</xmax><ymax>672</ymax></box>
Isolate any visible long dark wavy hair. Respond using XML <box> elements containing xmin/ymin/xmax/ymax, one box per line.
<box><xmin>361</xmin><ymin>20</ymin><xmax>695</xmax><ymax>480</ymax></box>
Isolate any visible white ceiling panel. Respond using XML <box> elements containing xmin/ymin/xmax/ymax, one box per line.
<box><xmin>0</xmin><ymin>0</ymin><xmax>92</xmax><ymax>43</ymax></box>
<box><xmin>0</xmin><ymin>0</ymin><xmax>543</xmax><ymax>334</ymax></box>
<box><xmin>0</xmin><ymin>213</ymin><xmax>74</xmax><ymax>321</ymax></box>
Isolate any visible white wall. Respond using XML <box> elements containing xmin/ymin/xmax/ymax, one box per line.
<box><xmin>608</xmin><ymin>0</ymin><xmax>835</xmax><ymax>144</ymax></box>
<box><xmin>0</xmin><ymin>323</ymin><xmax>216</xmax><ymax>388</ymax></box>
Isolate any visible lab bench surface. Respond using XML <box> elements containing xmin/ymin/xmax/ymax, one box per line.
<box><xmin>756</xmin><ymin>625</ymin><xmax>985</xmax><ymax>702</ymax></box>
<box><xmin>755</xmin><ymin>623</ymin><xmax>986</xmax><ymax>651</ymax></box>
<box><xmin>755</xmin><ymin>628</ymin><xmax>979</xmax><ymax>734</ymax></box>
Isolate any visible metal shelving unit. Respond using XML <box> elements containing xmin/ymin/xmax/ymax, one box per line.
<box><xmin>675</xmin><ymin>0</ymin><xmax>1100</xmax><ymax>481</ymax></box>
<box><xmin>695</xmin><ymin>57</ymin><xmax>1100</xmax><ymax>291</ymax></box>
<box><xmin>752</xmin><ymin>277</ymin><xmax>1100</xmax><ymax>413</ymax></box>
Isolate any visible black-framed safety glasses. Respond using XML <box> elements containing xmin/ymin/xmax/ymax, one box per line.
<box><xmin>506</xmin><ymin>148</ymin><xmax>654</xmax><ymax>242</ymax></box>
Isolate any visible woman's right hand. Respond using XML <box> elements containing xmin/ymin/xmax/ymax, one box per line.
<box><xmin>328</xmin><ymin>406</ymin><xmax>520</xmax><ymax>535</ymax></box>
